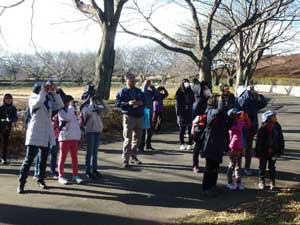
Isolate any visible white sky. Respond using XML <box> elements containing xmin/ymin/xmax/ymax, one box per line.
<box><xmin>0</xmin><ymin>0</ymin><xmax>299</xmax><ymax>54</ymax></box>
<box><xmin>0</xmin><ymin>0</ymin><xmax>188</xmax><ymax>54</ymax></box>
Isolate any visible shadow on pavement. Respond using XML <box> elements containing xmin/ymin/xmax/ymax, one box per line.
<box><xmin>0</xmin><ymin>203</ymin><xmax>161</xmax><ymax>225</ymax></box>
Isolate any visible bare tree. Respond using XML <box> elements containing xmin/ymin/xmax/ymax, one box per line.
<box><xmin>121</xmin><ymin>0</ymin><xmax>296</xmax><ymax>86</ymax></box>
<box><xmin>74</xmin><ymin>0</ymin><xmax>128</xmax><ymax>99</ymax></box>
<box><xmin>0</xmin><ymin>0</ymin><xmax>26</xmax><ymax>17</ymax></box>
<box><xmin>232</xmin><ymin>4</ymin><xmax>300</xmax><ymax>87</ymax></box>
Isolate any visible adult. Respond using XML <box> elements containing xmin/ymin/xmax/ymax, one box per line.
<box><xmin>139</xmin><ymin>80</ymin><xmax>158</xmax><ymax>151</ymax></box>
<box><xmin>152</xmin><ymin>86</ymin><xmax>169</xmax><ymax>133</ymax></box>
<box><xmin>18</xmin><ymin>82</ymin><xmax>64</xmax><ymax>194</ymax></box>
<box><xmin>201</xmin><ymin>95</ymin><xmax>228</xmax><ymax>195</ymax></box>
<box><xmin>0</xmin><ymin>93</ymin><xmax>18</xmax><ymax>164</ymax></box>
<box><xmin>115</xmin><ymin>72</ymin><xmax>145</xmax><ymax>167</ymax></box>
<box><xmin>191</xmin><ymin>80</ymin><xmax>211</xmax><ymax>172</ymax></box>
<box><xmin>192</xmin><ymin>79</ymin><xmax>211</xmax><ymax>118</ymax></box>
<box><xmin>236</xmin><ymin>84</ymin><xmax>267</xmax><ymax>175</ymax></box>
<box><xmin>33</xmin><ymin>81</ymin><xmax>64</xmax><ymax>179</ymax></box>
<box><xmin>175</xmin><ymin>79</ymin><xmax>195</xmax><ymax>151</ymax></box>
<box><xmin>219</xmin><ymin>83</ymin><xmax>235</xmax><ymax>113</ymax></box>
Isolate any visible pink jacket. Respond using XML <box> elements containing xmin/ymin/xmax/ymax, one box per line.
<box><xmin>228</xmin><ymin>120</ymin><xmax>247</xmax><ymax>152</ymax></box>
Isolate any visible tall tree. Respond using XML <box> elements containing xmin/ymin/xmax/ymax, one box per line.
<box><xmin>74</xmin><ymin>0</ymin><xmax>128</xmax><ymax>99</ymax></box>
<box><xmin>121</xmin><ymin>0</ymin><xmax>295</xmax><ymax>86</ymax></box>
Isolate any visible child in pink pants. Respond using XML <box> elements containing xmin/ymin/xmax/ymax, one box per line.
<box><xmin>57</xmin><ymin>95</ymin><xmax>82</xmax><ymax>185</ymax></box>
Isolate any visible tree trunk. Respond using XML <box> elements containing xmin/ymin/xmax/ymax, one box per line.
<box><xmin>94</xmin><ymin>26</ymin><xmax>116</xmax><ymax>100</ymax></box>
<box><xmin>198</xmin><ymin>54</ymin><xmax>212</xmax><ymax>87</ymax></box>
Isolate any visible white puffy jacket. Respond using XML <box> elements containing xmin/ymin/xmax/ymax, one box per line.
<box><xmin>58</xmin><ymin>106</ymin><xmax>81</xmax><ymax>141</ymax></box>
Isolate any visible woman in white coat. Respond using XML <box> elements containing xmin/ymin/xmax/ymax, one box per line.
<box><xmin>18</xmin><ymin>82</ymin><xmax>64</xmax><ymax>194</ymax></box>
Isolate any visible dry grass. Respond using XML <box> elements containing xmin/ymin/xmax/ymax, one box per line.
<box><xmin>176</xmin><ymin>186</ymin><xmax>300</xmax><ymax>225</ymax></box>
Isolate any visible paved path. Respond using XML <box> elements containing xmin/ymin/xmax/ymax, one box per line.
<box><xmin>0</xmin><ymin>94</ymin><xmax>299</xmax><ymax>225</ymax></box>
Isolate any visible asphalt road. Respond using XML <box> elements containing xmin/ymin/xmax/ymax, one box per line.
<box><xmin>0</xmin><ymin>94</ymin><xmax>299</xmax><ymax>225</ymax></box>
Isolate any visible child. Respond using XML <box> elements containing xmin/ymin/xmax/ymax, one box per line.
<box><xmin>0</xmin><ymin>93</ymin><xmax>18</xmax><ymax>164</ymax></box>
<box><xmin>82</xmin><ymin>96</ymin><xmax>110</xmax><ymax>179</ymax></box>
<box><xmin>57</xmin><ymin>95</ymin><xmax>83</xmax><ymax>185</ymax></box>
<box><xmin>226</xmin><ymin>108</ymin><xmax>250</xmax><ymax>190</ymax></box>
<box><xmin>201</xmin><ymin>95</ymin><xmax>228</xmax><ymax>195</ymax></box>
<box><xmin>255</xmin><ymin>111</ymin><xmax>284</xmax><ymax>190</ymax></box>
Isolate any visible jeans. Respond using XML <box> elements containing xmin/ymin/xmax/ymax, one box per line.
<box><xmin>202</xmin><ymin>158</ymin><xmax>220</xmax><ymax>191</ymax></box>
<box><xmin>19</xmin><ymin>145</ymin><xmax>49</xmax><ymax>184</ymax></box>
<box><xmin>34</xmin><ymin>143</ymin><xmax>53</xmax><ymax>176</ymax></box>
<box><xmin>49</xmin><ymin>140</ymin><xmax>59</xmax><ymax>173</ymax></box>
<box><xmin>85</xmin><ymin>132</ymin><xmax>100</xmax><ymax>174</ymax></box>
<box><xmin>259</xmin><ymin>157</ymin><xmax>276</xmax><ymax>182</ymax></box>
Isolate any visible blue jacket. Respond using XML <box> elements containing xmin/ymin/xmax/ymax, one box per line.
<box><xmin>201</xmin><ymin>103</ymin><xmax>228</xmax><ymax>163</ymax></box>
<box><xmin>115</xmin><ymin>87</ymin><xmax>145</xmax><ymax>118</ymax></box>
<box><xmin>236</xmin><ymin>90</ymin><xmax>267</xmax><ymax>132</ymax></box>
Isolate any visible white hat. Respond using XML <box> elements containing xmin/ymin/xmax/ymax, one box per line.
<box><xmin>236</xmin><ymin>86</ymin><xmax>247</xmax><ymax>97</ymax></box>
<box><xmin>262</xmin><ymin>110</ymin><xmax>276</xmax><ymax>123</ymax></box>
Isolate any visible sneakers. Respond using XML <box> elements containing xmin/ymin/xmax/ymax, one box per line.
<box><xmin>58</xmin><ymin>177</ymin><xmax>69</xmax><ymax>185</ymax></box>
<box><xmin>186</xmin><ymin>145</ymin><xmax>192</xmax><ymax>151</ymax></box>
<box><xmin>236</xmin><ymin>183</ymin><xmax>244</xmax><ymax>190</ymax></box>
<box><xmin>130</xmin><ymin>156</ymin><xmax>142</xmax><ymax>165</ymax></box>
<box><xmin>193</xmin><ymin>166</ymin><xmax>200</xmax><ymax>173</ymax></box>
<box><xmin>227</xmin><ymin>183</ymin><xmax>236</xmax><ymax>190</ymax></box>
<box><xmin>244</xmin><ymin>169</ymin><xmax>252</xmax><ymax>176</ymax></box>
<box><xmin>258</xmin><ymin>181</ymin><xmax>265</xmax><ymax>190</ymax></box>
<box><xmin>73</xmin><ymin>176</ymin><xmax>83</xmax><ymax>184</ymax></box>
<box><xmin>17</xmin><ymin>183</ymin><xmax>25</xmax><ymax>194</ymax></box>
<box><xmin>37</xmin><ymin>181</ymin><xmax>48</xmax><ymax>189</ymax></box>
<box><xmin>179</xmin><ymin>145</ymin><xmax>186</xmax><ymax>151</ymax></box>
<box><xmin>0</xmin><ymin>158</ymin><xmax>8</xmax><ymax>165</ymax></box>
<box><xmin>49</xmin><ymin>171</ymin><xmax>59</xmax><ymax>179</ymax></box>
<box><xmin>270</xmin><ymin>181</ymin><xmax>276</xmax><ymax>190</ymax></box>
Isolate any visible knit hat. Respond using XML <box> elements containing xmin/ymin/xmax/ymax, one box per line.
<box><xmin>262</xmin><ymin>110</ymin><xmax>276</xmax><ymax>123</ymax></box>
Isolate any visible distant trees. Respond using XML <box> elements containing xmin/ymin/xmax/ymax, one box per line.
<box><xmin>0</xmin><ymin>51</ymin><xmax>96</xmax><ymax>82</ymax></box>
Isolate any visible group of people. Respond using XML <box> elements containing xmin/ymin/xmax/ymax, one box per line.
<box><xmin>0</xmin><ymin>73</ymin><xmax>285</xmax><ymax>196</ymax></box>
<box><xmin>0</xmin><ymin>80</ymin><xmax>108</xmax><ymax>194</ymax></box>
<box><xmin>173</xmin><ymin>78</ymin><xmax>284</xmax><ymax>195</ymax></box>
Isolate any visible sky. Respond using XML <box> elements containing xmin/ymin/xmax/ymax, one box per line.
<box><xmin>0</xmin><ymin>0</ymin><xmax>299</xmax><ymax>55</ymax></box>
<box><xmin>0</xmin><ymin>0</ymin><xmax>188</xmax><ymax>54</ymax></box>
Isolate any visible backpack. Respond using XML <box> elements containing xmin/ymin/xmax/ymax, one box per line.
<box><xmin>24</xmin><ymin>107</ymin><xmax>39</xmax><ymax>130</ymax></box>
<box><xmin>192</xmin><ymin>114</ymin><xmax>207</xmax><ymax>142</ymax></box>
